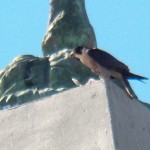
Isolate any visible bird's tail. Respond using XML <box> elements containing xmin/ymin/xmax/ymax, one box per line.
<box><xmin>126</xmin><ymin>72</ymin><xmax>148</xmax><ymax>81</ymax></box>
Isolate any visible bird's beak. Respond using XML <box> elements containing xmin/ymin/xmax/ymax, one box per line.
<box><xmin>70</xmin><ymin>51</ymin><xmax>80</xmax><ymax>61</ymax></box>
<box><xmin>70</xmin><ymin>51</ymin><xmax>74</xmax><ymax>58</ymax></box>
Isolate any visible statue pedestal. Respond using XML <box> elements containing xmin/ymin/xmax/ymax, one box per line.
<box><xmin>0</xmin><ymin>80</ymin><xmax>150</xmax><ymax>150</ymax></box>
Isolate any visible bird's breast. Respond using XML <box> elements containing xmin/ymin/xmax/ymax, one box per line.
<box><xmin>80</xmin><ymin>53</ymin><xmax>101</xmax><ymax>74</ymax></box>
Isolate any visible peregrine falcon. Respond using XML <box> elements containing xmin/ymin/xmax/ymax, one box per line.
<box><xmin>70</xmin><ymin>46</ymin><xmax>148</xmax><ymax>98</ymax></box>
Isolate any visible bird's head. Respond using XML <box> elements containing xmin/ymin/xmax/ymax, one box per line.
<box><xmin>70</xmin><ymin>46</ymin><xmax>88</xmax><ymax>60</ymax></box>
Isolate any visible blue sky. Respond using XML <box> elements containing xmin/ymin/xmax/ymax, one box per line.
<box><xmin>0</xmin><ymin>0</ymin><xmax>150</xmax><ymax>103</ymax></box>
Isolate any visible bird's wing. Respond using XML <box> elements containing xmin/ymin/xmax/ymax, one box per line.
<box><xmin>87</xmin><ymin>49</ymin><xmax>129</xmax><ymax>73</ymax></box>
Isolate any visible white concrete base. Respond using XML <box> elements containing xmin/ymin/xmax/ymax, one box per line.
<box><xmin>0</xmin><ymin>80</ymin><xmax>150</xmax><ymax>150</ymax></box>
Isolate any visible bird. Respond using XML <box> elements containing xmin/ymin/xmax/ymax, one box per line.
<box><xmin>70</xmin><ymin>46</ymin><xmax>148</xmax><ymax>99</ymax></box>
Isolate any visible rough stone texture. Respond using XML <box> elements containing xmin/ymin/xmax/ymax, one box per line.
<box><xmin>42</xmin><ymin>0</ymin><xmax>97</xmax><ymax>56</ymax></box>
<box><xmin>0</xmin><ymin>80</ymin><xmax>150</xmax><ymax>150</ymax></box>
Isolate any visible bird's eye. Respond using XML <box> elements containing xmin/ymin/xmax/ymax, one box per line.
<box><xmin>74</xmin><ymin>46</ymin><xmax>84</xmax><ymax>54</ymax></box>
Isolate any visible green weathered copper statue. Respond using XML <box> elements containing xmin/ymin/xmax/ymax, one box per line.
<box><xmin>42</xmin><ymin>0</ymin><xmax>97</xmax><ymax>56</ymax></box>
<box><xmin>0</xmin><ymin>0</ymin><xmax>98</xmax><ymax>109</ymax></box>
<box><xmin>0</xmin><ymin>55</ymin><xmax>52</xmax><ymax>109</ymax></box>
<box><xmin>42</xmin><ymin>0</ymin><xmax>99</xmax><ymax>91</ymax></box>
